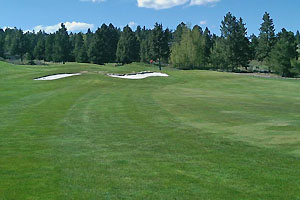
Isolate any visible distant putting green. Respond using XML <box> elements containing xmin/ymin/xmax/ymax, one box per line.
<box><xmin>0</xmin><ymin>61</ymin><xmax>300</xmax><ymax>199</ymax></box>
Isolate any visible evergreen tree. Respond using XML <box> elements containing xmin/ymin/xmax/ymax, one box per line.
<box><xmin>192</xmin><ymin>25</ymin><xmax>203</xmax><ymax>35</ymax></box>
<box><xmin>256</xmin><ymin>12</ymin><xmax>276</xmax><ymax>63</ymax></box>
<box><xmin>149</xmin><ymin>23</ymin><xmax>170</xmax><ymax>70</ymax></box>
<box><xmin>84</xmin><ymin>29</ymin><xmax>93</xmax><ymax>50</ymax></box>
<box><xmin>296</xmin><ymin>30</ymin><xmax>300</xmax><ymax>59</ymax></box>
<box><xmin>173</xmin><ymin>22</ymin><xmax>187</xmax><ymax>43</ymax></box>
<box><xmin>0</xmin><ymin>29</ymin><xmax>5</xmax><ymax>58</ymax></box>
<box><xmin>88</xmin><ymin>33</ymin><xmax>101</xmax><ymax>64</ymax></box>
<box><xmin>10</xmin><ymin>29</ymin><xmax>29</xmax><ymax>61</ymax></box>
<box><xmin>89</xmin><ymin>24</ymin><xmax>118</xmax><ymax>64</ymax></box>
<box><xmin>270</xmin><ymin>29</ymin><xmax>297</xmax><ymax>77</ymax></box>
<box><xmin>74</xmin><ymin>33</ymin><xmax>84</xmax><ymax>60</ymax></box>
<box><xmin>236</xmin><ymin>18</ymin><xmax>251</xmax><ymax>69</ymax></box>
<box><xmin>170</xmin><ymin>29</ymin><xmax>190</xmax><ymax>69</ymax></box>
<box><xmin>135</xmin><ymin>25</ymin><xmax>142</xmax><ymax>41</ymax></box>
<box><xmin>190</xmin><ymin>26</ymin><xmax>206</xmax><ymax>68</ymax></box>
<box><xmin>53</xmin><ymin>23</ymin><xmax>71</xmax><ymax>63</ymax></box>
<box><xmin>220</xmin><ymin>12</ymin><xmax>250</xmax><ymax>71</ymax></box>
<box><xmin>25</xmin><ymin>31</ymin><xmax>37</xmax><ymax>60</ymax></box>
<box><xmin>69</xmin><ymin>33</ymin><xmax>76</xmax><ymax>62</ymax></box>
<box><xmin>210</xmin><ymin>37</ymin><xmax>230</xmax><ymax>70</ymax></box>
<box><xmin>33</xmin><ymin>36</ymin><xmax>45</xmax><ymax>60</ymax></box>
<box><xmin>170</xmin><ymin>26</ymin><xmax>206</xmax><ymax>69</ymax></box>
<box><xmin>45</xmin><ymin>34</ymin><xmax>55</xmax><ymax>61</ymax></box>
<box><xmin>140</xmin><ymin>39</ymin><xmax>150</xmax><ymax>63</ymax></box>
<box><xmin>4</xmin><ymin>28</ymin><xmax>15</xmax><ymax>57</ymax></box>
<box><xmin>138</xmin><ymin>27</ymin><xmax>152</xmax><ymax>63</ymax></box>
<box><xmin>296</xmin><ymin>30</ymin><xmax>300</xmax><ymax>45</ymax></box>
<box><xmin>203</xmin><ymin>27</ymin><xmax>213</xmax><ymax>65</ymax></box>
<box><xmin>107</xmin><ymin>23</ymin><xmax>120</xmax><ymax>63</ymax></box>
<box><xmin>116</xmin><ymin>26</ymin><xmax>139</xmax><ymax>64</ymax></box>
<box><xmin>74</xmin><ymin>33</ymin><xmax>88</xmax><ymax>63</ymax></box>
<box><xmin>249</xmin><ymin>34</ymin><xmax>259</xmax><ymax>60</ymax></box>
<box><xmin>162</xmin><ymin>28</ymin><xmax>171</xmax><ymax>63</ymax></box>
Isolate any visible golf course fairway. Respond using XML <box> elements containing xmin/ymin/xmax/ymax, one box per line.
<box><xmin>1</xmin><ymin>61</ymin><xmax>300</xmax><ymax>199</ymax></box>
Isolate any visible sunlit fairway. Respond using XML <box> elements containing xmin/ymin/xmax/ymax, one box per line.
<box><xmin>1</xmin><ymin>61</ymin><xmax>300</xmax><ymax>199</ymax></box>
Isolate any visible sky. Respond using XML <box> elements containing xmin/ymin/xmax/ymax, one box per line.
<box><xmin>0</xmin><ymin>0</ymin><xmax>299</xmax><ymax>35</ymax></box>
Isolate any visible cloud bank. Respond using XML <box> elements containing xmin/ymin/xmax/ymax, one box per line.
<box><xmin>34</xmin><ymin>22</ymin><xmax>94</xmax><ymax>33</ymax></box>
<box><xmin>190</xmin><ymin>0</ymin><xmax>219</xmax><ymax>6</ymax></box>
<box><xmin>79</xmin><ymin>0</ymin><xmax>220</xmax><ymax>9</ymax></box>
<box><xmin>128</xmin><ymin>21</ymin><xmax>138</xmax><ymax>29</ymax></box>
<box><xmin>137</xmin><ymin>0</ymin><xmax>220</xmax><ymax>9</ymax></box>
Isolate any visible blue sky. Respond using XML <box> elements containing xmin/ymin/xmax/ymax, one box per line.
<box><xmin>0</xmin><ymin>0</ymin><xmax>299</xmax><ymax>35</ymax></box>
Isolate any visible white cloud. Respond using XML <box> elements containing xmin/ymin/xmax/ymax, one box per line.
<box><xmin>34</xmin><ymin>22</ymin><xmax>94</xmax><ymax>33</ymax></box>
<box><xmin>137</xmin><ymin>0</ymin><xmax>219</xmax><ymax>9</ymax></box>
<box><xmin>200</xmin><ymin>20</ymin><xmax>207</xmax><ymax>25</ymax></box>
<box><xmin>128</xmin><ymin>21</ymin><xmax>138</xmax><ymax>29</ymax></box>
<box><xmin>190</xmin><ymin>0</ymin><xmax>220</xmax><ymax>6</ymax></box>
<box><xmin>80</xmin><ymin>0</ymin><xmax>105</xmax><ymax>3</ymax></box>
<box><xmin>137</xmin><ymin>0</ymin><xmax>188</xmax><ymax>9</ymax></box>
<box><xmin>2</xmin><ymin>26</ymin><xmax>14</xmax><ymax>30</ymax></box>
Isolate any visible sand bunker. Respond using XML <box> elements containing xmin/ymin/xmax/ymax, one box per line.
<box><xmin>108</xmin><ymin>71</ymin><xmax>169</xmax><ymax>80</ymax></box>
<box><xmin>34</xmin><ymin>73</ymin><xmax>81</xmax><ymax>81</ymax></box>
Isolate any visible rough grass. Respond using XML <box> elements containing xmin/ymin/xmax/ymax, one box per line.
<box><xmin>0</xmin><ymin>61</ymin><xmax>300</xmax><ymax>199</ymax></box>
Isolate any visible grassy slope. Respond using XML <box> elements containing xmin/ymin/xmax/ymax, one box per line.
<box><xmin>0</xmin><ymin>61</ymin><xmax>300</xmax><ymax>199</ymax></box>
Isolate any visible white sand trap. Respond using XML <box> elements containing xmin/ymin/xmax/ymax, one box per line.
<box><xmin>108</xmin><ymin>72</ymin><xmax>169</xmax><ymax>80</ymax></box>
<box><xmin>34</xmin><ymin>73</ymin><xmax>81</xmax><ymax>81</ymax></box>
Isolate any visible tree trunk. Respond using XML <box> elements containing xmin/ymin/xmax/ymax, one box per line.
<box><xmin>159</xmin><ymin>58</ymin><xmax>162</xmax><ymax>71</ymax></box>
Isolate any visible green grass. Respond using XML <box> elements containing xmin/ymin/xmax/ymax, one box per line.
<box><xmin>0</xmin><ymin>61</ymin><xmax>300</xmax><ymax>199</ymax></box>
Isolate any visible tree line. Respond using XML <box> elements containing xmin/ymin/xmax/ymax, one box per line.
<box><xmin>0</xmin><ymin>23</ymin><xmax>170</xmax><ymax>66</ymax></box>
<box><xmin>171</xmin><ymin>12</ymin><xmax>300</xmax><ymax>77</ymax></box>
<box><xmin>0</xmin><ymin>12</ymin><xmax>300</xmax><ymax>77</ymax></box>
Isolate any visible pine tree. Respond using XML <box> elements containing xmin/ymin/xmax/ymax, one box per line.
<box><xmin>210</xmin><ymin>37</ymin><xmax>230</xmax><ymax>70</ymax></box>
<box><xmin>170</xmin><ymin>26</ymin><xmax>206</xmax><ymax>69</ymax></box>
<box><xmin>4</xmin><ymin>28</ymin><xmax>17</xmax><ymax>58</ymax></box>
<box><xmin>162</xmin><ymin>28</ymin><xmax>171</xmax><ymax>63</ymax></box>
<box><xmin>89</xmin><ymin>24</ymin><xmax>117</xmax><ymax>64</ymax></box>
<box><xmin>149</xmin><ymin>23</ymin><xmax>170</xmax><ymax>70</ymax></box>
<box><xmin>74</xmin><ymin>33</ymin><xmax>88</xmax><ymax>63</ymax></box>
<box><xmin>203</xmin><ymin>27</ymin><xmax>213</xmax><ymax>65</ymax></box>
<box><xmin>88</xmin><ymin>33</ymin><xmax>100</xmax><ymax>64</ymax></box>
<box><xmin>33</xmin><ymin>36</ymin><xmax>45</xmax><ymax>60</ymax></box>
<box><xmin>53</xmin><ymin>23</ymin><xmax>71</xmax><ymax>63</ymax></box>
<box><xmin>170</xmin><ymin>28</ymin><xmax>191</xmax><ymax>69</ymax></box>
<box><xmin>192</xmin><ymin>25</ymin><xmax>203</xmax><ymax>35</ymax></box>
<box><xmin>249</xmin><ymin>34</ymin><xmax>259</xmax><ymax>60</ymax></box>
<box><xmin>220</xmin><ymin>13</ymin><xmax>250</xmax><ymax>71</ymax></box>
<box><xmin>45</xmin><ymin>34</ymin><xmax>55</xmax><ymax>61</ymax></box>
<box><xmin>107</xmin><ymin>23</ymin><xmax>120</xmax><ymax>63</ymax></box>
<box><xmin>0</xmin><ymin>29</ymin><xmax>5</xmax><ymax>58</ymax></box>
<box><xmin>25</xmin><ymin>31</ymin><xmax>37</xmax><ymax>61</ymax></box>
<box><xmin>74</xmin><ymin>33</ymin><xmax>84</xmax><ymax>61</ymax></box>
<box><xmin>236</xmin><ymin>18</ymin><xmax>251</xmax><ymax>69</ymax></box>
<box><xmin>10</xmin><ymin>29</ymin><xmax>30</xmax><ymax>61</ymax></box>
<box><xmin>173</xmin><ymin>22</ymin><xmax>187</xmax><ymax>43</ymax></box>
<box><xmin>116</xmin><ymin>26</ymin><xmax>139</xmax><ymax>64</ymax></box>
<box><xmin>138</xmin><ymin>27</ymin><xmax>152</xmax><ymax>63</ymax></box>
<box><xmin>296</xmin><ymin>31</ymin><xmax>300</xmax><ymax>45</ymax></box>
<box><xmin>191</xmin><ymin>26</ymin><xmax>206</xmax><ymax>68</ymax></box>
<box><xmin>256</xmin><ymin>12</ymin><xmax>276</xmax><ymax>63</ymax></box>
<box><xmin>270</xmin><ymin>29</ymin><xmax>297</xmax><ymax>77</ymax></box>
<box><xmin>296</xmin><ymin>30</ymin><xmax>300</xmax><ymax>60</ymax></box>
<box><xmin>69</xmin><ymin>33</ymin><xmax>76</xmax><ymax>62</ymax></box>
<box><xmin>140</xmin><ymin>39</ymin><xmax>150</xmax><ymax>63</ymax></box>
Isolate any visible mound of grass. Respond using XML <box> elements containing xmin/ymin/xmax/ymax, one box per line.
<box><xmin>0</xmin><ymin>61</ymin><xmax>300</xmax><ymax>199</ymax></box>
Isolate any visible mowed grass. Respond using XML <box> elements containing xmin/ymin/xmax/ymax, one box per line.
<box><xmin>0</xmin><ymin>61</ymin><xmax>300</xmax><ymax>199</ymax></box>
